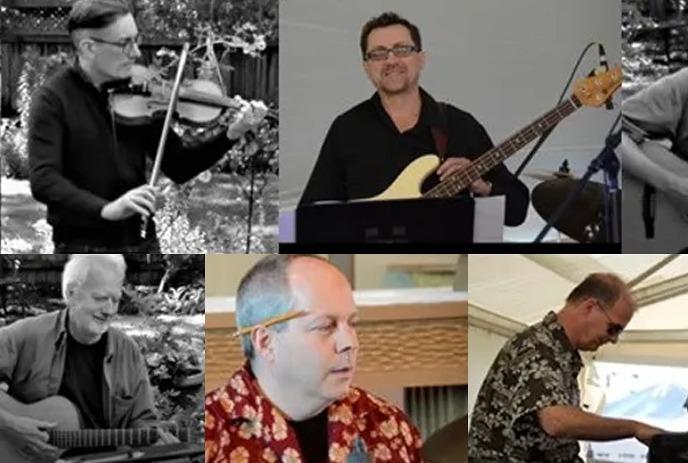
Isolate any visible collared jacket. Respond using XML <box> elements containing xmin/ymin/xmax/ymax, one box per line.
<box><xmin>0</xmin><ymin>309</ymin><xmax>157</xmax><ymax>428</ymax></box>
<box><xmin>205</xmin><ymin>363</ymin><xmax>424</xmax><ymax>463</ymax></box>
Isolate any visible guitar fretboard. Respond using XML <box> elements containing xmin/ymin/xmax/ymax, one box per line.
<box><xmin>423</xmin><ymin>95</ymin><xmax>581</xmax><ymax>198</ymax></box>
<box><xmin>49</xmin><ymin>428</ymin><xmax>158</xmax><ymax>449</ymax></box>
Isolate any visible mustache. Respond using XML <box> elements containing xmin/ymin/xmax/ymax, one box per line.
<box><xmin>383</xmin><ymin>63</ymin><xmax>406</xmax><ymax>74</ymax></box>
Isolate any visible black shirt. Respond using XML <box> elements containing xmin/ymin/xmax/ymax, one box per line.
<box><xmin>58</xmin><ymin>329</ymin><xmax>108</xmax><ymax>429</ymax></box>
<box><xmin>288</xmin><ymin>409</ymin><xmax>329</xmax><ymax>463</ymax></box>
<box><xmin>300</xmin><ymin>88</ymin><xmax>529</xmax><ymax>226</ymax></box>
<box><xmin>28</xmin><ymin>61</ymin><xmax>235</xmax><ymax>248</ymax></box>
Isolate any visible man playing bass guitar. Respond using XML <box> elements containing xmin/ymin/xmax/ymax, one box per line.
<box><xmin>300</xmin><ymin>11</ymin><xmax>529</xmax><ymax>227</ymax></box>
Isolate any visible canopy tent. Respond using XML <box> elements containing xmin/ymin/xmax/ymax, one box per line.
<box><xmin>589</xmin><ymin>382</ymin><xmax>688</xmax><ymax>462</ymax></box>
<box><xmin>469</xmin><ymin>254</ymin><xmax>688</xmax><ymax>363</ymax></box>
<box><xmin>605</xmin><ymin>383</ymin><xmax>688</xmax><ymax>420</ymax></box>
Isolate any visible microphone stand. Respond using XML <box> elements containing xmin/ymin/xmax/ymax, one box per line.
<box><xmin>534</xmin><ymin>112</ymin><xmax>622</xmax><ymax>243</ymax></box>
<box><xmin>515</xmin><ymin>42</ymin><xmax>601</xmax><ymax>177</ymax></box>
<box><xmin>514</xmin><ymin>126</ymin><xmax>559</xmax><ymax>177</ymax></box>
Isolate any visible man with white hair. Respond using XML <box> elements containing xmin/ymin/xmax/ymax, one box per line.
<box><xmin>205</xmin><ymin>254</ymin><xmax>424</xmax><ymax>463</ymax></box>
<box><xmin>0</xmin><ymin>254</ymin><xmax>166</xmax><ymax>462</ymax></box>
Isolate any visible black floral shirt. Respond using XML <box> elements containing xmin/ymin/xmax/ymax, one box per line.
<box><xmin>468</xmin><ymin>312</ymin><xmax>583</xmax><ymax>463</ymax></box>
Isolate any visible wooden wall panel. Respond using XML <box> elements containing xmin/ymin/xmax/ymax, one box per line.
<box><xmin>205</xmin><ymin>299</ymin><xmax>467</xmax><ymax>392</ymax></box>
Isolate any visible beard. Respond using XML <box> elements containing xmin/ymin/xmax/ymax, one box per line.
<box><xmin>378</xmin><ymin>63</ymin><xmax>416</xmax><ymax>94</ymax></box>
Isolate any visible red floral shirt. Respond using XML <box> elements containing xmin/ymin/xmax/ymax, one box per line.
<box><xmin>205</xmin><ymin>364</ymin><xmax>424</xmax><ymax>463</ymax></box>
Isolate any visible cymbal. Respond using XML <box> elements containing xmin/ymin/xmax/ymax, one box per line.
<box><xmin>523</xmin><ymin>169</ymin><xmax>575</xmax><ymax>181</ymax></box>
<box><xmin>532</xmin><ymin>178</ymin><xmax>618</xmax><ymax>242</ymax></box>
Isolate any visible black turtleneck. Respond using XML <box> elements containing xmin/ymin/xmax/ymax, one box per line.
<box><xmin>288</xmin><ymin>409</ymin><xmax>329</xmax><ymax>463</ymax></box>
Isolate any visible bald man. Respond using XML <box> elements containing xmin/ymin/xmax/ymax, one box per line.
<box><xmin>0</xmin><ymin>254</ymin><xmax>170</xmax><ymax>462</ymax></box>
<box><xmin>205</xmin><ymin>254</ymin><xmax>424</xmax><ymax>463</ymax></box>
<box><xmin>468</xmin><ymin>273</ymin><xmax>665</xmax><ymax>463</ymax></box>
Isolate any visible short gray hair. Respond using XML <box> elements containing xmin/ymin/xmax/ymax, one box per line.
<box><xmin>566</xmin><ymin>272</ymin><xmax>630</xmax><ymax>309</ymax></box>
<box><xmin>62</xmin><ymin>254</ymin><xmax>127</xmax><ymax>299</ymax></box>
<box><xmin>68</xmin><ymin>0</ymin><xmax>132</xmax><ymax>51</ymax></box>
<box><xmin>236</xmin><ymin>254</ymin><xmax>332</xmax><ymax>358</ymax></box>
<box><xmin>68</xmin><ymin>0</ymin><xmax>131</xmax><ymax>33</ymax></box>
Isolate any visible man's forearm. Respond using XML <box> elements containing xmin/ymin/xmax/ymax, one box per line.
<box><xmin>30</xmin><ymin>167</ymin><xmax>108</xmax><ymax>219</ymax></box>
<box><xmin>0</xmin><ymin>407</ymin><xmax>9</xmax><ymax>429</ymax></box>
<box><xmin>538</xmin><ymin>405</ymin><xmax>640</xmax><ymax>442</ymax></box>
<box><xmin>159</xmin><ymin>130</ymin><xmax>233</xmax><ymax>184</ymax></box>
<box><xmin>0</xmin><ymin>404</ymin><xmax>19</xmax><ymax>431</ymax></box>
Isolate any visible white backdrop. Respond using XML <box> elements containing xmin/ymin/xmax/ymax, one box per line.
<box><xmin>279</xmin><ymin>0</ymin><xmax>622</xmax><ymax>241</ymax></box>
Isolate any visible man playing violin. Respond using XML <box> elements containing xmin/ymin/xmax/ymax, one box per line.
<box><xmin>300</xmin><ymin>12</ymin><xmax>529</xmax><ymax>227</ymax></box>
<box><xmin>28</xmin><ymin>0</ymin><xmax>267</xmax><ymax>253</ymax></box>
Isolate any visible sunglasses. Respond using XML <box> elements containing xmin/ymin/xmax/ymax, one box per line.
<box><xmin>593</xmin><ymin>300</ymin><xmax>624</xmax><ymax>337</ymax></box>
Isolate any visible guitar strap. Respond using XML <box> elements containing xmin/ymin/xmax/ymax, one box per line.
<box><xmin>642</xmin><ymin>183</ymin><xmax>656</xmax><ymax>239</ymax></box>
<box><xmin>431</xmin><ymin>103</ymin><xmax>449</xmax><ymax>161</ymax></box>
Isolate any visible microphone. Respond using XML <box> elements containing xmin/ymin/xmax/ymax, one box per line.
<box><xmin>598</xmin><ymin>43</ymin><xmax>609</xmax><ymax>71</ymax></box>
<box><xmin>597</xmin><ymin>43</ymin><xmax>614</xmax><ymax>110</ymax></box>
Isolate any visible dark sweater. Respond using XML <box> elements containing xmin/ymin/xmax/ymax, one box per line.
<box><xmin>28</xmin><ymin>62</ymin><xmax>234</xmax><ymax>247</ymax></box>
<box><xmin>300</xmin><ymin>88</ymin><xmax>529</xmax><ymax>227</ymax></box>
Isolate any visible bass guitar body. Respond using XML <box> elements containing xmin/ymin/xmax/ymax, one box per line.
<box><xmin>363</xmin><ymin>154</ymin><xmax>440</xmax><ymax>201</ymax></box>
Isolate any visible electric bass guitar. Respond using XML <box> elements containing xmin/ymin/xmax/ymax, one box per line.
<box><xmin>363</xmin><ymin>66</ymin><xmax>622</xmax><ymax>202</ymax></box>
<box><xmin>0</xmin><ymin>391</ymin><xmax>185</xmax><ymax>463</ymax></box>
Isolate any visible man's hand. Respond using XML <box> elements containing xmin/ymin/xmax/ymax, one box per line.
<box><xmin>226</xmin><ymin>97</ymin><xmax>269</xmax><ymax>140</ymax></box>
<box><xmin>436</xmin><ymin>157</ymin><xmax>492</xmax><ymax>196</ymax></box>
<box><xmin>634</xmin><ymin>421</ymin><xmax>665</xmax><ymax>446</ymax></box>
<box><xmin>101</xmin><ymin>185</ymin><xmax>158</xmax><ymax>221</ymax></box>
<box><xmin>156</xmin><ymin>429</ymin><xmax>179</xmax><ymax>445</ymax></box>
<box><xmin>2</xmin><ymin>414</ymin><xmax>60</xmax><ymax>462</ymax></box>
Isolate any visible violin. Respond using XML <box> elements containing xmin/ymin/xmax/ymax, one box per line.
<box><xmin>125</xmin><ymin>43</ymin><xmax>275</xmax><ymax>239</ymax></box>
<box><xmin>111</xmin><ymin>64</ymin><xmax>242</xmax><ymax>126</ymax></box>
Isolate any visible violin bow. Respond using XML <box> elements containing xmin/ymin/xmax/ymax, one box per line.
<box><xmin>141</xmin><ymin>42</ymin><xmax>190</xmax><ymax>239</ymax></box>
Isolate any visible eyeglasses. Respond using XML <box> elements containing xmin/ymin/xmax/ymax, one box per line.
<box><xmin>593</xmin><ymin>300</ymin><xmax>624</xmax><ymax>337</ymax></box>
<box><xmin>90</xmin><ymin>35</ymin><xmax>141</xmax><ymax>55</ymax></box>
<box><xmin>365</xmin><ymin>44</ymin><xmax>418</xmax><ymax>61</ymax></box>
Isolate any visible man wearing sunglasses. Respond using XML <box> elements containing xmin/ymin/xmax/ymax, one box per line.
<box><xmin>28</xmin><ymin>0</ymin><xmax>266</xmax><ymax>252</ymax></box>
<box><xmin>468</xmin><ymin>273</ymin><xmax>665</xmax><ymax>463</ymax></box>
<box><xmin>300</xmin><ymin>11</ymin><xmax>529</xmax><ymax>227</ymax></box>
<box><xmin>205</xmin><ymin>255</ymin><xmax>424</xmax><ymax>462</ymax></box>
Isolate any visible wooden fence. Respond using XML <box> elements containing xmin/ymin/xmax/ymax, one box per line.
<box><xmin>1</xmin><ymin>0</ymin><xmax>278</xmax><ymax>115</ymax></box>
<box><xmin>1</xmin><ymin>254</ymin><xmax>167</xmax><ymax>286</ymax></box>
